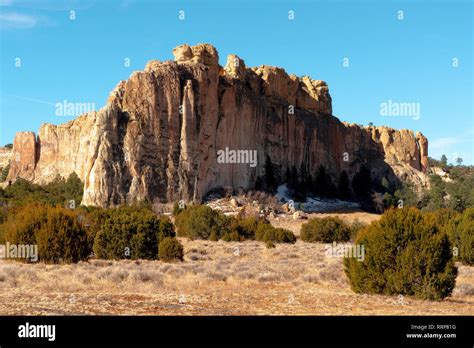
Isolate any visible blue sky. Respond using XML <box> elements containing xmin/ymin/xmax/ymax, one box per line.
<box><xmin>0</xmin><ymin>0</ymin><xmax>472</xmax><ymax>164</ymax></box>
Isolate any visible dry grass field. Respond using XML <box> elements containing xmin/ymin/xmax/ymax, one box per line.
<box><xmin>0</xmin><ymin>215</ymin><xmax>473</xmax><ymax>315</ymax></box>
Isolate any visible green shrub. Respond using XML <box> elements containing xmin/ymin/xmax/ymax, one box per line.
<box><xmin>266</xmin><ymin>240</ymin><xmax>276</xmax><ymax>249</ymax></box>
<box><xmin>431</xmin><ymin>208</ymin><xmax>459</xmax><ymax>228</ymax></box>
<box><xmin>174</xmin><ymin>205</ymin><xmax>230</xmax><ymax>240</ymax></box>
<box><xmin>344</xmin><ymin>208</ymin><xmax>457</xmax><ymax>300</ymax></box>
<box><xmin>275</xmin><ymin>228</ymin><xmax>296</xmax><ymax>243</ymax></box>
<box><xmin>75</xmin><ymin>206</ymin><xmax>108</xmax><ymax>253</ymax></box>
<box><xmin>300</xmin><ymin>217</ymin><xmax>351</xmax><ymax>243</ymax></box>
<box><xmin>0</xmin><ymin>203</ymin><xmax>46</xmax><ymax>245</ymax></box>
<box><xmin>447</xmin><ymin>208</ymin><xmax>474</xmax><ymax>265</ymax></box>
<box><xmin>3</xmin><ymin>173</ymin><xmax>83</xmax><ymax>207</ymax></box>
<box><xmin>427</xmin><ymin>208</ymin><xmax>472</xmax><ymax>265</ymax></box>
<box><xmin>349</xmin><ymin>219</ymin><xmax>366</xmax><ymax>241</ymax></box>
<box><xmin>174</xmin><ymin>204</ymin><xmax>295</xmax><ymax>244</ymax></box>
<box><xmin>209</xmin><ymin>231</ymin><xmax>218</xmax><ymax>241</ymax></box>
<box><xmin>255</xmin><ymin>223</ymin><xmax>296</xmax><ymax>243</ymax></box>
<box><xmin>0</xmin><ymin>203</ymin><xmax>89</xmax><ymax>263</ymax></box>
<box><xmin>35</xmin><ymin>206</ymin><xmax>89</xmax><ymax>263</ymax></box>
<box><xmin>158</xmin><ymin>237</ymin><xmax>184</xmax><ymax>262</ymax></box>
<box><xmin>221</xmin><ymin>233</ymin><xmax>231</xmax><ymax>242</ymax></box>
<box><xmin>3</xmin><ymin>179</ymin><xmax>43</xmax><ymax>206</ymax></box>
<box><xmin>228</xmin><ymin>215</ymin><xmax>260</xmax><ymax>240</ymax></box>
<box><xmin>255</xmin><ymin>223</ymin><xmax>270</xmax><ymax>241</ymax></box>
<box><xmin>156</xmin><ymin>216</ymin><xmax>175</xmax><ymax>239</ymax></box>
<box><xmin>172</xmin><ymin>201</ymin><xmax>184</xmax><ymax>216</ymax></box>
<box><xmin>93</xmin><ymin>206</ymin><xmax>174</xmax><ymax>260</ymax></box>
<box><xmin>0</xmin><ymin>203</ymin><xmax>8</xmax><ymax>225</ymax></box>
<box><xmin>175</xmin><ymin>205</ymin><xmax>271</xmax><ymax>242</ymax></box>
<box><xmin>229</xmin><ymin>231</ymin><xmax>241</xmax><ymax>242</ymax></box>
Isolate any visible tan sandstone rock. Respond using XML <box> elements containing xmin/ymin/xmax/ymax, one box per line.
<box><xmin>7</xmin><ymin>44</ymin><xmax>429</xmax><ymax>206</ymax></box>
<box><xmin>0</xmin><ymin>147</ymin><xmax>12</xmax><ymax>170</ymax></box>
<box><xmin>8</xmin><ymin>132</ymin><xmax>36</xmax><ymax>182</ymax></box>
<box><xmin>224</xmin><ymin>54</ymin><xmax>246</xmax><ymax>79</ymax></box>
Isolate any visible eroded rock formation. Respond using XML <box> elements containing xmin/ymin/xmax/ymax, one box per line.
<box><xmin>0</xmin><ymin>147</ymin><xmax>12</xmax><ymax>170</ymax></box>
<box><xmin>7</xmin><ymin>44</ymin><xmax>428</xmax><ymax>206</ymax></box>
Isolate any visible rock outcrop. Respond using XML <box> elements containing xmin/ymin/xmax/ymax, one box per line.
<box><xmin>7</xmin><ymin>44</ymin><xmax>428</xmax><ymax>206</ymax></box>
<box><xmin>8</xmin><ymin>132</ymin><xmax>36</xmax><ymax>182</ymax></box>
<box><xmin>0</xmin><ymin>147</ymin><xmax>12</xmax><ymax>170</ymax></box>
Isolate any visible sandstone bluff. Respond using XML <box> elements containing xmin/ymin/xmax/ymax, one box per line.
<box><xmin>7</xmin><ymin>44</ymin><xmax>428</xmax><ymax>207</ymax></box>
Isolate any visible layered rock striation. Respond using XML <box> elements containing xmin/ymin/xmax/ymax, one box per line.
<box><xmin>7</xmin><ymin>44</ymin><xmax>428</xmax><ymax>206</ymax></box>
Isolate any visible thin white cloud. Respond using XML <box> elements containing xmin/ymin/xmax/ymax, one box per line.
<box><xmin>429</xmin><ymin>130</ymin><xmax>473</xmax><ymax>163</ymax></box>
<box><xmin>430</xmin><ymin>128</ymin><xmax>473</xmax><ymax>150</ymax></box>
<box><xmin>0</xmin><ymin>12</ymin><xmax>39</xmax><ymax>29</ymax></box>
<box><xmin>0</xmin><ymin>0</ymin><xmax>91</xmax><ymax>29</ymax></box>
<box><xmin>10</xmin><ymin>0</ymin><xmax>95</xmax><ymax>11</ymax></box>
<box><xmin>429</xmin><ymin>137</ymin><xmax>461</xmax><ymax>151</ymax></box>
<box><xmin>3</xmin><ymin>94</ymin><xmax>56</xmax><ymax>106</ymax></box>
<box><xmin>0</xmin><ymin>0</ymin><xmax>13</xmax><ymax>7</ymax></box>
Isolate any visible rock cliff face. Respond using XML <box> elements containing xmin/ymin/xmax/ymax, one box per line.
<box><xmin>7</xmin><ymin>44</ymin><xmax>428</xmax><ymax>206</ymax></box>
<box><xmin>0</xmin><ymin>147</ymin><xmax>12</xmax><ymax>170</ymax></box>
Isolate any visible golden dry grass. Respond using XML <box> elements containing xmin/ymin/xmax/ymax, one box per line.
<box><xmin>0</xmin><ymin>235</ymin><xmax>472</xmax><ymax>315</ymax></box>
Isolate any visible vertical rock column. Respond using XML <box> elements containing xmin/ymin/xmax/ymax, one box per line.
<box><xmin>179</xmin><ymin>80</ymin><xmax>199</xmax><ymax>200</ymax></box>
<box><xmin>7</xmin><ymin>131</ymin><xmax>37</xmax><ymax>182</ymax></box>
<box><xmin>416</xmin><ymin>132</ymin><xmax>429</xmax><ymax>173</ymax></box>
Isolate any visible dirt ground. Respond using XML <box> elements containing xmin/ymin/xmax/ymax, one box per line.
<box><xmin>269</xmin><ymin>211</ymin><xmax>381</xmax><ymax>235</ymax></box>
<box><xmin>0</xmin><ymin>222</ymin><xmax>472</xmax><ymax>315</ymax></box>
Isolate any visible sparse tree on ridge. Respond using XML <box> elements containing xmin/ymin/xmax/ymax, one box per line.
<box><xmin>440</xmin><ymin>154</ymin><xmax>448</xmax><ymax>166</ymax></box>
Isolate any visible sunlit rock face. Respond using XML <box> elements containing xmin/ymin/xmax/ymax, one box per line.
<box><xmin>8</xmin><ymin>44</ymin><xmax>428</xmax><ymax>206</ymax></box>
